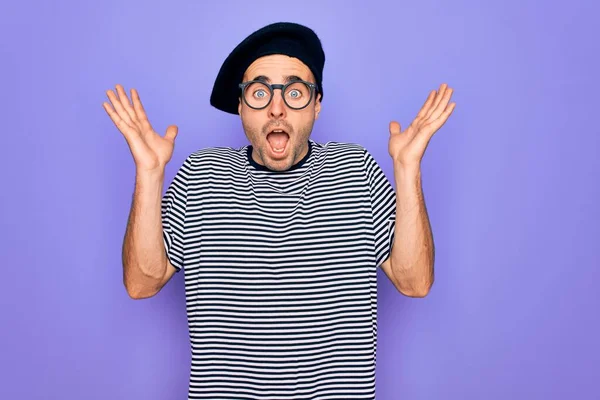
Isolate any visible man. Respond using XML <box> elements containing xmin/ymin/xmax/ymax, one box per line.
<box><xmin>103</xmin><ymin>21</ymin><xmax>455</xmax><ymax>400</ymax></box>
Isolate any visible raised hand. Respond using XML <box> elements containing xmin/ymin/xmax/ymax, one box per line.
<box><xmin>103</xmin><ymin>85</ymin><xmax>178</xmax><ymax>173</ymax></box>
<box><xmin>388</xmin><ymin>83</ymin><xmax>456</xmax><ymax>168</ymax></box>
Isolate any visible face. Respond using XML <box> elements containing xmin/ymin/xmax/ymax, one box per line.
<box><xmin>238</xmin><ymin>54</ymin><xmax>322</xmax><ymax>172</ymax></box>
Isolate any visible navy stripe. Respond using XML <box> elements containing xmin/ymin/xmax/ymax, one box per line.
<box><xmin>161</xmin><ymin>139</ymin><xmax>396</xmax><ymax>399</ymax></box>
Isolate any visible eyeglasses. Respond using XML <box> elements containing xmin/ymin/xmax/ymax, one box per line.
<box><xmin>238</xmin><ymin>80</ymin><xmax>318</xmax><ymax>110</ymax></box>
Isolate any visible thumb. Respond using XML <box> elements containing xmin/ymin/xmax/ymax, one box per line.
<box><xmin>389</xmin><ymin>121</ymin><xmax>401</xmax><ymax>135</ymax></box>
<box><xmin>164</xmin><ymin>125</ymin><xmax>178</xmax><ymax>142</ymax></box>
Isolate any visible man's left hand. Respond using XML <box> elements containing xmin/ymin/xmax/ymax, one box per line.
<box><xmin>388</xmin><ymin>83</ymin><xmax>456</xmax><ymax>168</ymax></box>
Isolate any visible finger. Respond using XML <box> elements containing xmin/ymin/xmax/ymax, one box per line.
<box><xmin>106</xmin><ymin>89</ymin><xmax>136</xmax><ymax>129</ymax></box>
<box><xmin>389</xmin><ymin>121</ymin><xmax>402</xmax><ymax>135</ymax></box>
<box><xmin>415</xmin><ymin>90</ymin><xmax>436</xmax><ymax>121</ymax></box>
<box><xmin>131</xmin><ymin>88</ymin><xmax>153</xmax><ymax>131</ymax></box>
<box><xmin>103</xmin><ymin>101</ymin><xmax>149</xmax><ymax>158</ymax></box>
<box><xmin>428</xmin><ymin>87</ymin><xmax>453</xmax><ymax>121</ymax></box>
<box><xmin>116</xmin><ymin>85</ymin><xmax>143</xmax><ymax>131</ymax></box>
<box><xmin>424</xmin><ymin>84</ymin><xmax>447</xmax><ymax>118</ymax></box>
<box><xmin>438</xmin><ymin>102</ymin><xmax>456</xmax><ymax>123</ymax></box>
<box><xmin>425</xmin><ymin>102</ymin><xmax>456</xmax><ymax>134</ymax></box>
<box><xmin>102</xmin><ymin>101</ymin><xmax>127</xmax><ymax>131</ymax></box>
<box><xmin>424</xmin><ymin>83</ymin><xmax>449</xmax><ymax>119</ymax></box>
<box><xmin>164</xmin><ymin>125</ymin><xmax>178</xmax><ymax>143</ymax></box>
<box><xmin>102</xmin><ymin>101</ymin><xmax>140</xmax><ymax>143</ymax></box>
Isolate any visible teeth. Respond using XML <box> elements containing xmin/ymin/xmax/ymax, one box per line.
<box><xmin>268</xmin><ymin>130</ymin><xmax>287</xmax><ymax>153</ymax></box>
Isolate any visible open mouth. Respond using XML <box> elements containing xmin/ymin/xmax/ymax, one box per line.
<box><xmin>266</xmin><ymin>129</ymin><xmax>290</xmax><ymax>154</ymax></box>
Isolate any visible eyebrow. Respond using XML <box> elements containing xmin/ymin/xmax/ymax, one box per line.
<box><xmin>251</xmin><ymin>75</ymin><xmax>305</xmax><ymax>83</ymax></box>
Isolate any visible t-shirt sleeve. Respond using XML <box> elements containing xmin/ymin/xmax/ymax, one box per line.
<box><xmin>161</xmin><ymin>156</ymin><xmax>192</xmax><ymax>272</ymax></box>
<box><xmin>363</xmin><ymin>149</ymin><xmax>397</xmax><ymax>268</ymax></box>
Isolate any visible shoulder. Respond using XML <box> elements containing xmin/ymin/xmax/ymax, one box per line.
<box><xmin>313</xmin><ymin>140</ymin><xmax>389</xmax><ymax>174</ymax></box>
<box><xmin>182</xmin><ymin>144</ymin><xmax>248</xmax><ymax>171</ymax></box>
<box><xmin>313</xmin><ymin>140</ymin><xmax>369</xmax><ymax>163</ymax></box>
<box><xmin>187</xmin><ymin>144</ymin><xmax>247</xmax><ymax>162</ymax></box>
<box><xmin>315</xmin><ymin>140</ymin><xmax>366</xmax><ymax>153</ymax></box>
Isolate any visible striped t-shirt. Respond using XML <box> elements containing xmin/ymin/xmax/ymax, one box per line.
<box><xmin>162</xmin><ymin>138</ymin><xmax>397</xmax><ymax>399</ymax></box>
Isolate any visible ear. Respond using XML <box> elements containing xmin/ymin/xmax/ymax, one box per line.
<box><xmin>238</xmin><ymin>97</ymin><xmax>242</xmax><ymax>115</ymax></box>
<box><xmin>314</xmin><ymin>93</ymin><xmax>322</xmax><ymax>120</ymax></box>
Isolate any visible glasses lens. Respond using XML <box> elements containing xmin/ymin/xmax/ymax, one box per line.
<box><xmin>284</xmin><ymin>82</ymin><xmax>311</xmax><ymax>109</ymax></box>
<box><xmin>244</xmin><ymin>82</ymin><xmax>271</xmax><ymax>109</ymax></box>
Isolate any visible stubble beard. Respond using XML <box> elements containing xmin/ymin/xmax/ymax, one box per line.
<box><xmin>243</xmin><ymin>118</ymin><xmax>315</xmax><ymax>172</ymax></box>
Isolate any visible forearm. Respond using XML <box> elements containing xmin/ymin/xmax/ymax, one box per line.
<box><xmin>122</xmin><ymin>170</ymin><xmax>168</xmax><ymax>293</ymax></box>
<box><xmin>390</xmin><ymin>163</ymin><xmax>434</xmax><ymax>297</ymax></box>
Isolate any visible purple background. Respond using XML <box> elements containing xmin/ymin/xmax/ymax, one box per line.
<box><xmin>1</xmin><ymin>0</ymin><xmax>598</xmax><ymax>399</ymax></box>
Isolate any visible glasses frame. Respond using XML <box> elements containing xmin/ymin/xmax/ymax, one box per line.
<box><xmin>238</xmin><ymin>80</ymin><xmax>318</xmax><ymax>111</ymax></box>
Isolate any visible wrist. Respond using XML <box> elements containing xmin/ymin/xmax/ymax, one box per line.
<box><xmin>393</xmin><ymin>161</ymin><xmax>421</xmax><ymax>182</ymax></box>
<box><xmin>135</xmin><ymin>168</ymin><xmax>165</xmax><ymax>186</ymax></box>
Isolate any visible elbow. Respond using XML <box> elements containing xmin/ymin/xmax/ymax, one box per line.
<box><xmin>122</xmin><ymin>261</ymin><xmax>165</xmax><ymax>299</ymax></box>
<box><xmin>401</xmin><ymin>286</ymin><xmax>431</xmax><ymax>298</ymax></box>
<box><xmin>125</xmin><ymin>285</ymin><xmax>158</xmax><ymax>300</ymax></box>
<box><xmin>398</xmin><ymin>276</ymin><xmax>434</xmax><ymax>298</ymax></box>
<box><xmin>123</xmin><ymin>274</ymin><xmax>160</xmax><ymax>300</ymax></box>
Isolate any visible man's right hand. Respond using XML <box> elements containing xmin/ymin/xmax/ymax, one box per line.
<box><xmin>103</xmin><ymin>84</ymin><xmax>178</xmax><ymax>173</ymax></box>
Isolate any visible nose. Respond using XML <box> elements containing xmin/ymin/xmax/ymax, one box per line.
<box><xmin>268</xmin><ymin>88</ymin><xmax>286</xmax><ymax>119</ymax></box>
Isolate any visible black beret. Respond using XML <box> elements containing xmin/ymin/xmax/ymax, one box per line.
<box><xmin>210</xmin><ymin>22</ymin><xmax>325</xmax><ymax>115</ymax></box>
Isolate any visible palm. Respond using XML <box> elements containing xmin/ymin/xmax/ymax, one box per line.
<box><xmin>103</xmin><ymin>85</ymin><xmax>178</xmax><ymax>172</ymax></box>
<box><xmin>136</xmin><ymin>127</ymin><xmax>176</xmax><ymax>170</ymax></box>
<box><xmin>389</xmin><ymin>83</ymin><xmax>456</xmax><ymax>167</ymax></box>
